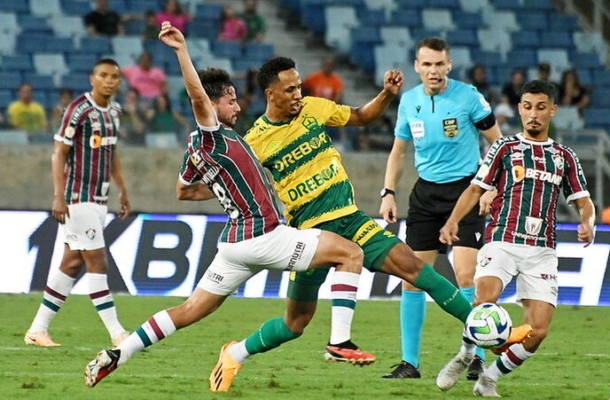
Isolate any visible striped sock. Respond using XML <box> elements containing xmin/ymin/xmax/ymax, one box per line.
<box><xmin>329</xmin><ymin>271</ymin><xmax>360</xmax><ymax>345</ymax></box>
<box><xmin>29</xmin><ymin>271</ymin><xmax>75</xmax><ymax>333</ymax></box>
<box><xmin>485</xmin><ymin>343</ymin><xmax>534</xmax><ymax>381</ymax></box>
<box><xmin>117</xmin><ymin>310</ymin><xmax>176</xmax><ymax>366</ymax></box>
<box><xmin>88</xmin><ymin>273</ymin><xmax>125</xmax><ymax>338</ymax></box>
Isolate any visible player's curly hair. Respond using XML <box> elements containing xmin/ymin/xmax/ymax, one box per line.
<box><xmin>257</xmin><ymin>57</ymin><xmax>296</xmax><ymax>91</ymax></box>
<box><xmin>198</xmin><ymin>68</ymin><xmax>234</xmax><ymax>101</ymax></box>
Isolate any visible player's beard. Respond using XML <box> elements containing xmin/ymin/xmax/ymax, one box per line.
<box><xmin>525</xmin><ymin>128</ymin><xmax>542</xmax><ymax>137</ymax></box>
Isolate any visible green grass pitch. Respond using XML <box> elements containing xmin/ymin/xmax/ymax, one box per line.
<box><xmin>1</xmin><ymin>294</ymin><xmax>608</xmax><ymax>399</ymax></box>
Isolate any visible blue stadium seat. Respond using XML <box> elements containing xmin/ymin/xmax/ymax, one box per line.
<box><xmin>471</xmin><ymin>50</ymin><xmax>504</xmax><ymax>68</ymax></box>
<box><xmin>0</xmin><ymin>2</ymin><xmax>29</xmax><ymax>14</ymax></box>
<box><xmin>428</xmin><ymin>0</ymin><xmax>460</xmax><ymax>7</ymax></box>
<box><xmin>17</xmin><ymin>15</ymin><xmax>53</xmax><ymax>34</ymax></box>
<box><xmin>391</xmin><ymin>9</ymin><xmax>422</xmax><ymax>28</ymax></box>
<box><xmin>61</xmin><ymin>0</ymin><xmax>92</xmax><ymax>16</ymax></box>
<box><xmin>525</xmin><ymin>0</ymin><xmax>555</xmax><ymax>11</ymax></box>
<box><xmin>45</xmin><ymin>37</ymin><xmax>77</xmax><ymax>53</ymax></box>
<box><xmin>188</xmin><ymin>18</ymin><xmax>218</xmax><ymax>41</ymax></box>
<box><xmin>59</xmin><ymin>73</ymin><xmax>90</xmax><ymax>92</ymax></box>
<box><xmin>79</xmin><ymin>37</ymin><xmax>112</xmax><ymax>54</ymax></box>
<box><xmin>449</xmin><ymin>29</ymin><xmax>479</xmax><ymax>47</ymax></box>
<box><xmin>505</xmin><ymin>49</ymin><xmax>538</xmax><ymax>69</ymax></box>
<box><xmin>592</xmin><ymin>69</ymin><xmax>610</xmax><ymax>87</ymax></box>
<box><xmin>0</xmin><ymin>72</ymin><xmax>23</xmax><ymax>90</ymax></box>
<box><xmin>0</xmin><ymin>54</ymin><xmax>33</xmax><ymax>73</ymax></box>
<box><xmin>411</xmin><ymin>28</ymin><xmax>442</xmax><ymax>45</ymax></box>
<box><xmin>511</xmin><ymin>31</ymin><xmax>540</xmax><ymax>49</ymax></box>
<box><xmin>583</xmin><ymin>108</ymin><xmax>610</xmax><ymax>130</ymax></box>
<box><xmin>451</xmin><ymin>11</ymin><xmax>485</xmax><ymax>29</ymax></box>
<box><xmin>244</xmin><ymin>43</ymin><xmax>274</xmax><ymax>63</ymax></box>
<box><xmin>394</xmin><ymin>0</ymin><xmax>427</xmax><ymax>7</ymax></box>
<box><xmin>124</xmin><ymin>20</ymin><xmax>145</xmax><ymax>36</ymax></box>
<box><xmin>23</xmin><ymin>74</ymin><xmax>57</xmax><ymax>91</ymax></box>
<box><xmin>16</xmin><ymin>33</ymin><xmax>48</xmax><ymax>53</ymax></box>
<box><xmin>517</xmin><ymin>12</ymin><xmax>548</xmax><ymax>31</ymax></box>
<box><xmin>540</xmin><ymin>31</ymin><xmax>574</xmax><ymax>49</ymax></box>
<box><xmin>357</xmin><ymin>8</ymin><xmax>386</xmax><ymax>26</ymax></box>
<box><xmin>195</xmin><ymin>3</ymin><xmax>223</xmax><ymax>20</ymax></box>
<box><xmin>0</xmin><ymin>90</ymin><xmax>13</xmax><ymax>108</ymax></box>
<box><xmin>590</xmin><ymin>88</ymin><xmax>610</xmax><ymax>108</ymax></box>
<box><xmin>570</xmin><ymin>51</ymin><xmax>602</xmax><ymax>69</ymax></box>
<box><xmin>549</xmin><ymin>14</ymin><xmax>580</xmax><ymax>32</ymax></box>
<box><xmin>124</xmin><ymin>0</ymin><xmax>156</xmax><ymax>14</ymax></box>
<box><xmin>66</xmin><ymin>54</ymin><xmax>98</xmax><ymax>73</ymax></box>
<box><xmin>350</xmin><ymin>27</ymin><xmax>382</xmax><ymax>73</ymax></box>
<box><xmin>212</xmin><ymin>41</ymin><xmax>243</xmax><ymax>60</ymax></box>
<box><xmin>300</xmin><ymin>0</ymin><xmax>326</xmax><ymax>35</ymax></box>
<box><xmin>575</xmin><ymin>68</ymin><xmax>593</xmax><ymax>86</ymax></box>
<box><xmin>490</xmin><ymin>0</ymin><xmax>521</xmax><ymax>10</ymax></box>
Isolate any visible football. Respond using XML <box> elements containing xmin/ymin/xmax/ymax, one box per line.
<box><xmin>464</xmin><ymin>303</ymin><xmax>512</xmax><ymax>349</ymax></box>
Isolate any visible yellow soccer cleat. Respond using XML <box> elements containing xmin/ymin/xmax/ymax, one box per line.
<box><xmin>209</xmin><ymin>341</ymin><xmax>242</xmax><ymax>392</ymax></box>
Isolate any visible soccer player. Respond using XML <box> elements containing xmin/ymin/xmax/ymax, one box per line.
<box><xmin>24</xmin><ymin>58</ymin><xmax>131</xmax><ymax>347</ymax></box>
<box><xmin>436</xmin><ymin>80</ymin><xmax>595</xmax><ymax>396</ymax></box>
<box><xmin>240</xmin><ymin>56</ymin><xmax>532</xmax><ymax>373</ymax></box>
<box><xmin>84</xmin><ymin>22</ymin><xmax>366</xmax><ymax>392</ymax></box>
<box><xmin>379</xmin><ymin>37</ymin><xmax>502</xmax><ymax>379</ymax></box>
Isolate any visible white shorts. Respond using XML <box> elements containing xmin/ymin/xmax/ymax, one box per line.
<box><xmin>197</xmin><ymin>225</ymin><xmax>321</xmax><ymax>296</ymax></box>
<box><xmin>475</xmin><ymin>242</ymin><xmax>558</xmax><ymax>307</ymax></box>
<box><xmin>62</xmin><ymin>202</ymin><xmax>107</xmax><ymax>251</ymax></box>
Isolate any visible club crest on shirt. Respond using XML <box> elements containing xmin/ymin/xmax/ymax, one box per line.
<box><xmin>443</xmin><ymin>118</ymin><xmax>458</xmax><ymax>138</ymax></box>
<box><xmin>301</xmin><ymin>115</ymin><xmax>318</xmax><ymax>130</ymax></box>
<box><xmin>86</xmin><ymin>228</ymin><xmax>96</xmax><ymax>240</ymax></box>
<box><xmin>552</xmin><ymin>154</ymin><xmax>564</xmax><ymax>169</ymax></box>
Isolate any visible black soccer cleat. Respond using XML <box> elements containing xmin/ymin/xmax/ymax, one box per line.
<box><xmin>466</xmin><ymin>355</ymin><xmax>485</xmax><ymax>381</ymax></box>
<box><xmin>381</xmin><ymin>361</ymin><xmax>421</xmax><ymax>379</ymax></box>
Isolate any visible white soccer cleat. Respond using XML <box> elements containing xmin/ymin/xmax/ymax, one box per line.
<box><xmin>84</xmin><ymin>349</ymin><xmax>120</xmax><ymax>388</ymax></box>
<box><xmin>436</xmin><ymin>353</ymin><xmax>473</xmax><ymax>391</ymax></box>
<box><xmin>473</xmin><ymin>374</ymin><xmax>501</xmax><ymax>397</ymax></box>
<box><xmin>24</xmin><ymin>331</ymin><xmax>61</xmax><ymax>347</ymax></box>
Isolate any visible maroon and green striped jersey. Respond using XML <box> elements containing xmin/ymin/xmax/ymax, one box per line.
<box><xmin>54</xmin><ymin>93</ymin><xmax>121</xmax><ymax>205</ymax></box>
<box><xmin>474</xmin><ymin>134</ymin><xmax>589</xmax><ymax>248</ymax></box>
<box><xmin>179</xmin><ymin>125</ymin><xmax>282</xmax><ymax>243</ymax></box>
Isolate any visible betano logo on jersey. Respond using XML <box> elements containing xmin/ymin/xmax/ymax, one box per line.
<box><xmin>89</xmin><ymin>135</ymin><xmax>118</xmax><ymax>148</ymax></box>
<box><xmin>512</xmin><ymin>165</ymin><xmax>562</xmax><ymax>185</ymax></box>
<box><xmin>274</xmin><ymin>132</ymin><xmax>328</xmax><ymax>172</ymax></box>
<box><xmin>287</xmin><ymin>161</ymin><xmax>339</xmax><ymax>201</ymax></box>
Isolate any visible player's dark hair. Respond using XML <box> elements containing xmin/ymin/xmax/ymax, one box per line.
<box><xmin>92</xmin><ymin>58</ymin><xmax>120</xmax><ymax>74</ymax></box>
<box><xmin>257</xmin><ymin>57</ymin><xmax>296</xmax><ymax>91</ymax></box>
<box><xmin>416</xmin><ymin>37</ymin><xmax>450</xmax><ymax>58</ymax></box>
<box><xmin>520</xmin><ymin>80</ymin><xmax>557</xmax><ymax>104</ymax></box>
<box><xmin>198</xmin><ymin>68</ymin><xmax>234</xmax><ymax>102</ymax></box>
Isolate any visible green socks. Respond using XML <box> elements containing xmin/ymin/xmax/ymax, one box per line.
<box><xmin>414</xmin><ymin>264</ymin><xmax>472</xmax><ymax>323</ymax></box>
<box><xmin>244</xmin><ymin>317</ymin><xmax>301</xmax><ymax>355</ymax></box>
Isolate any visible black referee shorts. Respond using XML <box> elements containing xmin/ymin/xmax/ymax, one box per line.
<box><xmin>405</xmin><ymin>174</ymin><xmax>485</xmax><ymax>253</ymax></box>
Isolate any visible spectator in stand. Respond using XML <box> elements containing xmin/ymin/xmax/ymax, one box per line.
<box><xmin>119</xmin><ymin>88</ymin><xmax>148</xmax><ymax>146</ymax></box>
<box><xmin>51</xmin><ymin>88</ymin><xmax>74</xmax><ymax>133</ymax></box>
<box><xmin>155</xmin><ymin>0</ymin><xmax>191</xmax><ymax>35</ymax></box>
<box><xmin>145</xmin><ymin>93</ymin><xmax>190</xmax><ymax>136</ymax></box>
<box><xmin>558</xmin><ymin>69</ymin><xmax>590</xmax><ymax>115</ymax></box>
<box><xmin>302</xmin><ymin>57</ymin><xmax>348</xmax><ymax>147</ymax></box>
<box><xmin>122</xmin><ymin>52</ymin><xmax>168</xmax><ymax>105</ymax></box>
<box><xmin>241</xmin><ymin>0</ymin><xmax>265</xmax><ymax>42</ymax></box>
<box><xmin>501</xmin><ymin>68</ymin><xmax>526</xmax><ymax>110</ymax></box>
<box><xmin>302</xmin><ymin>57</ymin><xmax>344</xmax><ymax>102</ymax></box>
<box><xmin>354</xmin><ymin>115</ymin><xmax>395</xmax><ymax>152</ymax></box>
<box><xmin>7</xmin><ymin>83</ymin><xmax>47</xmax><ymax>133</ymax></box>
<box><xmin>141</xmin><ymin>10</ymin><xmax>159</xmax><ymax>41</ymax></box>
<box><xmin>493</xmin><ymin>103</ymin><xmax>517</xmax><ymax>136</ymax></box>
<box><xmin>84</xmin><ymin>0</ymin><xmax>125</xmax><ymax>37</ymax></box>
<box><xmin>218</xmin><ymin>5</ymin><xmax>248</xmax><ymax>42</ymax></box>
<box><xmin>536</xmin><ymin>63</ymin><xmax>560</xmax><ymax>102</ymax></box>
<box><xmin>467</xmin><ymin>64</ymin><xmax>498</xmax><ymax>107</ymax></box>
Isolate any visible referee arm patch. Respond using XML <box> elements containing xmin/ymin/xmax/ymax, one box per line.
<box><xmin>474</xmin><ymin>113</ymin><xmax>496</xmax><ymax>131</ymax></box>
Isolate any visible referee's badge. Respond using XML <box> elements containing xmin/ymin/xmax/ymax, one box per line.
<box><xmin>443</xmin><ymin>118</ymin><xmax>458</xmax><ymax>138</ymax></box>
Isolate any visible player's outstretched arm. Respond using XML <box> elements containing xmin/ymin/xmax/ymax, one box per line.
<box><xmin>158</xmin><ymin>21</ymin><xmax>216</xmax><ymax>127</ymax></box>
<box><xmin>347</xmin><ymin>70</ymin><xmax>403</xmax><ymax>126</ymax></box>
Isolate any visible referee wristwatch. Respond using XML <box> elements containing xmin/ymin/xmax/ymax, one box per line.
<box><xmin>380</xmin><ymin>188</ymin><xmax>395</xmax><ymax>198</ymax></box>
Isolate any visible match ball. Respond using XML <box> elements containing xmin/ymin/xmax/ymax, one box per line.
<box><xmin>464</xmin><ymin>303</ymin><xmax>512</xmax><ymax>349</ymax></box>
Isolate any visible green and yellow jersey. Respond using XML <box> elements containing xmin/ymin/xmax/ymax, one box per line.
<box><xmin>244</xmin><ymin>96</ymin><xmax>358</xmax><ymax>228</ymax></box>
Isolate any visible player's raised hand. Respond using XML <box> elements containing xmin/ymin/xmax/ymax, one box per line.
<box><xmin>439</xmin><ymin>220</ymin><xmax>460</xmax><ymax>245</ymax></box>
<box><xmin>382</xmin><ymin>70</ymin><xmax>404</xmax><ymax>95</ymax></box>
<box><xmin>158</xmin><ymin>21</ymin><xmax>185</xmax><ymax>50</ymax></box>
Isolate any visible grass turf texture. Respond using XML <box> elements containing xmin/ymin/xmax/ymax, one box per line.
<box><xmin>2</xmin><ymin>294</ymin><xmax>608</xmax><ymax>399</ymax></box>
